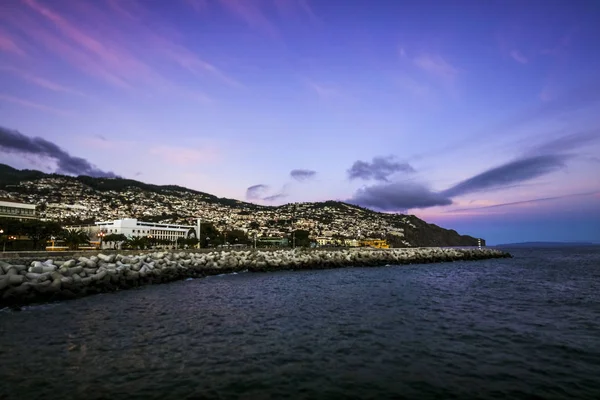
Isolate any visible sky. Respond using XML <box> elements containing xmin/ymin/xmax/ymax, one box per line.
<box><xmin>0</xmin><ymin>0</ymin><xmax>599</xmax><ymax>245</ymax></box>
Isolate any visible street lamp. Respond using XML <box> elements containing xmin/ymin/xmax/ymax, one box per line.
<box><xmin>97</xmin><ymin>231</ymin><xmax>106</xmax><ymax>249</ymax></box>
<box><xmin>0</xmin><ymin>229</ymin><xmax>4</xmax><ymax>252</ymax></box>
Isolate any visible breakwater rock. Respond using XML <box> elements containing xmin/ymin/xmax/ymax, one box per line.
<box><xmin>0</xmin><ymin>247</ymin><xmax>511</xmax><ymax>308</ymax></box>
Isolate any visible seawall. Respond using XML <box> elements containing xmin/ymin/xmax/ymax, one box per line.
<box><xmin>0</xmin><ymin>247</ymin><xmax>511</xmax><ymax>308</ymax></box>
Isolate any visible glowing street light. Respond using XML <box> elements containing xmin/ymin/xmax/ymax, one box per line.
<box><xmin>97</xmin><ymin>231</ymin><xmax>106</xmax><ymax>249</ymax></box>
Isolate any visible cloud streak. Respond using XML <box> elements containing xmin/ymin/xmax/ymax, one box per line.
<box><xmin>290</xmin><ymin>169</ymin><xmax>316</xmax><ymax>181</ymax></box>
<box><xmin>442</xmin><ymin>154</ymin><xmax>568</xmax><ymax>198</ymax></box>
<box><xmin>217</xmin><ymin>0</ymin><xmax>316</xmax><ymax>38</ymax></box>
<box><xmin>446</xmin><ymin>191</ymin><xmax>600</xmax><ymax>213</ymax></box>
<box><xmin>413</xmin><ymin>54</ymin><xmax>459</xmax><ymax>81</ymax></box>
<box><xmin>347</xmin><ymin>156</ymin><xmax>415</xmax><ymax>182</ymax></box>
<box><xmin>0</xmin><ymin>126</ymin><xmax>118</xmax><ymax>178</ymax></box>
<box><xmin>524</xmin><ymin>130</ymin><xmax>600</xmax><ymax>157</ymax></box>
<box><xmin>510</xmin><ymin>50</ymin><xmax>528</xmax><ymax>64</ymax></box>
<box><xmin>0</xmin><ymin>30</ymin><xmax>26</xmax><ymax>56</ymax></box>
<box><xmin>0</xmin><ymin>66</ymin><xmax>87</xmax><ymax>97</ymax></box>
<box><xmin>0</xmin><ymin>93</ymin><xmax>70</xmax><ymax>115</ymax></box>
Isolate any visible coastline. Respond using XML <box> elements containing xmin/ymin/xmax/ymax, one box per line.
<box><xmin>0</xmin><ymin>247</ymin><xmax>512</xmax><ymax>308</ymax></box>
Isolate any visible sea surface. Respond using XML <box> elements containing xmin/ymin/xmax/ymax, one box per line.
<box><xmin>1</xmin><ymin>247</ymin><xmax>599</xmax><ymax>400</ymax></box>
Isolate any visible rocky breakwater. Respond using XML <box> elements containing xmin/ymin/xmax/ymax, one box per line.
<box><xmin>0</xmin><ymin>247</ymin><xmax>511</xmax><ymax>308</ymax></box>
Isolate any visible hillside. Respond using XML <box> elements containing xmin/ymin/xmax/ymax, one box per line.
<box><xmin>0</xmin><ymin>163</ymin><xmax>482</xmax><ymax>247</ymax></box>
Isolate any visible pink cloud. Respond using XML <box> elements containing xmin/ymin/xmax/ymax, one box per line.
<box><xmin>0</xmin><ymin>0</ymin><xmax>231</xmax><ymax>99</ymax></box>
<box><xmin>149</xmin><ymin>145</ymin><xmax>219</xmax><ymax>166</ymax></box>
<box><xmin>510</xmin><ymin>50</ymin><xmax>528</xmax><ymax>64</ymax></box>
<box><xmin>413</xmin><ymin>54</ymin><xmax>459</xmax><ymax>81</ymax></box>
<box><xmin>274</xmin><ymin>0</ymin><xmax>317</xmax><ymax>21</ymax></box>
<box><xmin>0</xmin><ymin>66</ymin><xmax>87</xmax><ymax>96</ymax></box>
<box><xmin>219</xmin><ymin>0</ymin><xmax>280</xmax><ymax>38</ymax></box>
<box><xmin>0</xmin><ymin>30</ymin><xmax>26</xmax><ymax>56</ymax></box>
<box><xmin>306</xmin><ymin>80</ymin><xmax>339</xmax><ymax>98</ymax></box>
<box><xmin>0</xmin><ymin>93</ymin><xmax>70</xmax><ymax>115</ymax></box>
<box><xmin>218</xmin><ymin>0</ymin><xmax>316</xmax><ymax>38</ymax></box>
<box><xmin>80</xmin><ymin>137</ymin><xmax>136</xmax><ymax>151</ymax></box>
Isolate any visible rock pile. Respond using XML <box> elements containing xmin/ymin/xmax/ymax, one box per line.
<box><xmin>0</xmin><ymin>247</ymin><xmax>511</xmax><ymax>307</ymax></box>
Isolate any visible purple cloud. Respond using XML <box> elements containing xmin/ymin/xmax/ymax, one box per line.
<box><xmin>290</xmin><ymin>169</ymin><xmax>316</xmax><ymax>181</ymax></box>
<box><xmin>347</xmin><ymin>156</ymin><xmax>415</xmax><ymax>182</ymax></box>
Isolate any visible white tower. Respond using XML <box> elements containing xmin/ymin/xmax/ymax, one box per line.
<box><xmin>196</xmin><ymin>218</ymin><xmax>201</xmax><ymax>248</ymax></box>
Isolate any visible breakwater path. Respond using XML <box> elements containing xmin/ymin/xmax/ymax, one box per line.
<box><xmin>1</xmin><ymin>247</ymin><xmax>510</xmax><ymax>307</ymax></box>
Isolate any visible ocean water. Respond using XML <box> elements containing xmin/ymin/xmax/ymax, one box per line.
<box><xmin>1</xmin><ymin>247</ymin><xmax>599</xmax><ymax>400</ymax></box>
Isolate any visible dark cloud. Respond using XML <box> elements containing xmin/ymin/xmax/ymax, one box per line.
<box><xmin>348</xmin><ymin>181</ymin><xmax>452</xmax><ymax>211</ymax></box>
<box><xmin>0</xmin><ymin>126</ymin><xmax>118</xmax><ymax>178</ymax></box>
<box><xmin>347</xmin><ymin>156</ymin><xmax>415</xmax><ymax>181</ymax></box>
<box><xmin>290</xmin><ymin>169</ymin><xmax>316</xmax><ymax>181</ymax></box>
<box><xmin>245</xmin><ymin>184</ymin><xmax>269</xmax><ymax>200</ymax></box>
<box><xmin>442</xmin><ymin>154</ymin><xmax>568</xmax><ymax>198</ymax></box>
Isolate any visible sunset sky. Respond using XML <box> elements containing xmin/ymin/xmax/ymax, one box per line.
<box><xmin>1</xmin><ymin>0</ymin><xmax>599</xmax><ymax>244</ymax></box>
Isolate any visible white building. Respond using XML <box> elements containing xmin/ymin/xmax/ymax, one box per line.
<box><xmin>95</xmin><ymin>218</ymin><xmax>196</xmax><ymax>241</ymax></box>
<box><xmin>0</xmin><ymin>199</ymin><xmax>37</xmax><ymax>219</ymax></box>
<box><xmin>66</xmin><ymin>218</ymin><xmax>197</xmax><ymax>243</ymax></box>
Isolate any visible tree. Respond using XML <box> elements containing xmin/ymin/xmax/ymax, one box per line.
<box><xmin>199</xmin><ymin>223</ymin><xmax>221</xmax><ymax>248</ymax></box>
<box><xmin>22</xmin><ymin>220</ymin><xmax>62</xmax><ymax>250</ymax></box>
<box><xmin>124</xmin><ymin>236</ymin><xmax>149</xmax><ymax>250</ymax></box>
<box><xmin>104</xmin><ymin>233</ymin><xmax>127</xmax><ymax>249</ymax></box>
<box><xmin>223</xmin><ymin>229</ymin><xmax>249</xmax><ymax>246</ymax></box>
<box><xmin>60</xmin><ymin>229</ymin><xmax>90</xmax><ymax>250</ymax></box>
<box><xmin>290</xmin><ymin>229</ymin><xmax>311</xmax><ymax>248</ymax></box>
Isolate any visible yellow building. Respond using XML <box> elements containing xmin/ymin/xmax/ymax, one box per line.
<box><xmin>359</xmin><ymin>238</ymin><xmax>390</xmax><ymax>249</ymax></box>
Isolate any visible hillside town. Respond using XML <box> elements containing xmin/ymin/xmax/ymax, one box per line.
<box><xmin>1</xmin><ymin>175</ymin><xmax>415</xmax><ymax>249</ymax></box>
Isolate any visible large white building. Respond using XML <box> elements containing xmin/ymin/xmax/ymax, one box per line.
<box><xmin>0</xmin><ymin>199</ymin><xmax>37</xmax><ymax>219</ymax></box>
<box><xmin>96</xmin><ymin>218</ymin><xmax>196</xmax><ymax>241</ymax></box>
<box><xmin>67</xmin><ymin>218</ymin><xmax>198</xmax><ymax>243</ymax></box>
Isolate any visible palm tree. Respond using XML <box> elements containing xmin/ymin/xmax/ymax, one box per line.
<box><xmin>104</xmin><ymin>233</ymin><xmax>127</xmax><ymax>249</ymax></box>
<box><xmin>127</xmin><ymin>236</ymin><xmax>148</xmax><ymax>250</ymax></box>
<box><xmin>61</xmin><ymin>229</ymin><xmax>90</xmax><ymax>250</ymax></box>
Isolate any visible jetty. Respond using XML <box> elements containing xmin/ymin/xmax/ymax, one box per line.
<box><xmin>0</xmin><ymin>247</ymin><xmax>511</xmax><ymax>308</ymax></box>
